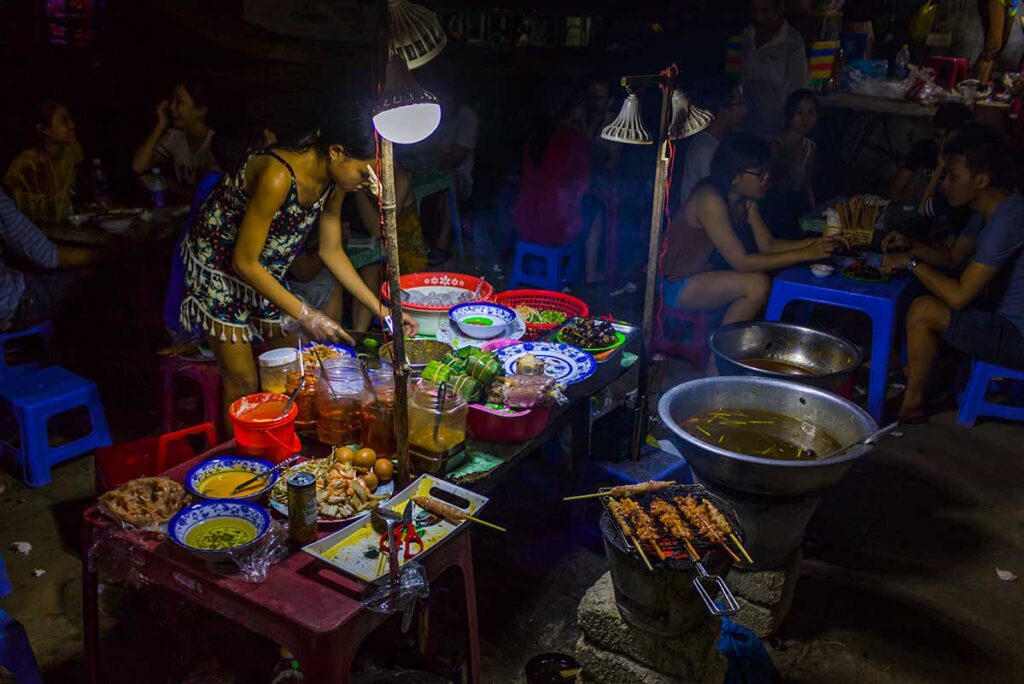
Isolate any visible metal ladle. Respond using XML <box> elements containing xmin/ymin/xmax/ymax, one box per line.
<box><xmin>821</xmin><ymin>421</ymin><xmax>899</xmax><ymax>460</ymax></box>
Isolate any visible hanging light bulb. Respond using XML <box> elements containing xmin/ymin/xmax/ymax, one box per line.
<box><xmin>388</xmin><ymin>0</ymin><xmax>447</xmax><ymax>69</ymax></box>
<box><xmin>373</xmin><ymin>54</ymin><xmax>442</xmax><ymax>144</ymax></box>
<box><xmin>601</xmin><ymin>93</ymin><xmax>652</xmax><ymax>145</ymax></box>
<box><xmin>668</xmin><ymin>89</ymin><xmax>713</xmax><ymax>140</ymax></box>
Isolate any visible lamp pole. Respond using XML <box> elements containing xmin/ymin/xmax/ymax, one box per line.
<box><xmin>376</xmin><ymin>0</ymin><xmax>413</xmax><ymax>486</ymax></box>
<box><xmin>626</xmin><ymin>69</ymin><xmax>676</xmax><ymax>460</ymax></box>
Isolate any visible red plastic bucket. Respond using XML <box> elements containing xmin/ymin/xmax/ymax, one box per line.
<box><xmin>228</xmin><ymin>392</ymin><xmax>301</xmax><ymax>463</ymax></box>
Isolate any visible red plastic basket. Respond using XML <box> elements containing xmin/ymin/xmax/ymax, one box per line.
<box><xmin>494</xmin><ymin>289</ymin><xmax>589</xmax><ymax>340</ymax></box>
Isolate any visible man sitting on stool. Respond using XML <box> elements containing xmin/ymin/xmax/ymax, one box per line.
<box><xmin>883</xmin><ymin>128</ymin><xmax>1024</xmax><ymax>421</ymax></box>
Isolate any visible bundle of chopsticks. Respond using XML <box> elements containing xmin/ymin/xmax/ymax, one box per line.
<box><xmin>565</xmin><ymin>481</ymin><xmax>752</xmax><ymax>570</ymax></box>
<box><xmin>832</xmin><ymin>195</ymin><xmax>882</xmax><ymax>246</ymax></box>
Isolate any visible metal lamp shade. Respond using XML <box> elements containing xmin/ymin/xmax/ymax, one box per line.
<box><xmin>373</xmin><ymin>55</ymin><xmax>442</xmax><ymax>144</ymax></box>
<box><xmin>388</xmin><ymin>0</ymin><xmax>447</xmax><ymax>70</ymax></box>
<box><xmin>600</xmin><ymin>94</ymin><xmax>652</xmax><ymax>145</ymax></box>
<box><xmin>669</xmin><ymin>89</ymin><xmax>713</xmax><ymax>140</ymax></box>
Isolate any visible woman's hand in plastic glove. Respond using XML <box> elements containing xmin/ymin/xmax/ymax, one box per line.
<box><xmin>299</xmin><ymin>304</ymin><xmax>355</xmax><ymax>346</ymax></box>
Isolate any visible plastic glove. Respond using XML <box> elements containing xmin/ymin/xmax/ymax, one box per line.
<box><xmin>297</xmin><ymin>303</ymin><xmax>355</xmax><ymax>346</ymax></box>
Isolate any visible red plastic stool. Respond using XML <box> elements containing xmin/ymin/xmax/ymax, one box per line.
<box><xmin>159</xmin><ymin>356</ymin><xmax>223</xmax><ymax>439</ymax></box>
<box><xmin>94</xmin><ymin>422</ymin><xmax>217</xmax><ymax>493</ymax></box>
<box><xmin>652</xmin><ymin>306</ymin><xmax>712</xmax><ymax>369</ymax></box>
<box><xmin>925</xmin><ymin>56</ymin><xmax>968</xmax><ymax>90</ymax></box>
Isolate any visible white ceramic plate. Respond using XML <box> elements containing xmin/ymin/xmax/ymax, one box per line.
<box><xmin>435</xmin><ymin>313</ymin><xmax>527</xmax><ymax>349</ymax></box>
<box><xmin>494</xmin><ymin>341</ymin><xmax>597</xmax><ymax>385</ymax></box>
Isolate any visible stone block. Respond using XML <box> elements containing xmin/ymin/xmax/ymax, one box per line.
<box><xmin>575</xmin><ymin>636</ymin><xmax>683</xmax><ymax>684</ymax></box>
<box><xmin>731</xmin><ymin>595</ymin><xmax>775</xmax><ymax>637</ymax></box>
<box><xmin>577</xmin><ymin>572</ymin><xmax>728</xmax><ymax>681</ymax></box>
<box><xmin>727</xmin><ymin>549</ymin><xmax>802</xmax><ymax>605</ymax></box>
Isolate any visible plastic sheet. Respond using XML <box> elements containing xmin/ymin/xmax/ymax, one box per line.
<box><xmin>229</xmin><ymin>521</ymin><xmax>290</xmax><ymax>583</ymax></box>
<box><xmin>361</xmin><ymin>560</ymin><xmax>429</xmax><ymax>615</ymax></box>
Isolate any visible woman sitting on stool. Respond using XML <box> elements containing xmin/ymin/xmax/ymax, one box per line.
<box><xmin>661</xmin><ymin>133</ymin><xmax>844</xmax><ymax>344</ymax></box>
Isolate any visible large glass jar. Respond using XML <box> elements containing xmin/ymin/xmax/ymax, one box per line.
<box><xmin>285</xmin><ymin>366</ymin><xmax>320</xmax><ymax>434</ymax></box>
<box><xmin>408</xmin><ymin>380</ymin><xmax>468</xmax><ymax>472</ymax></box>
<box><xmin>316</xmin><ymin>358</ymin><xmax>372</xmax><ymax>446</ymax></box>
<box><xmin>360</xmin><ymin>368</ymin><xmax>398</xmax><ymax>458</ymax></box>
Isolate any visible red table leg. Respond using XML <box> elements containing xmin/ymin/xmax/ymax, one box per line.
<box><xmin>81</xmin><ymin>526</ymin><xmax>100</xmax><ymax>684</ymax></box>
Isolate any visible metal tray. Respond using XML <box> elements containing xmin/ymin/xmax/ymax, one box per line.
<box><xmin>303</xmin><ymin>475</ymin><xmax>489</xmax><ymax>584</ymax></box>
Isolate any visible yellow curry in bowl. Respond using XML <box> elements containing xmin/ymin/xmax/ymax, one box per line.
<box><xmin>184</xmin><ymin>517</ymin><xmax>258</xmax><ymax>551</ymax></box>
<box><xmin>197</xmin><ymin>470</ymin><xmax>267</xmax><ymax>498</ymax></box>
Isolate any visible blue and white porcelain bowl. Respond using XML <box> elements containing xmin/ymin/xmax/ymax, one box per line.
<box><xmin>185</xmin><ymin>456</ymin><xmax>279</xmax><ymax>502</ymax></box>
<box><xmin>168</xmin><ymin>500</ymin><xmax>271</xmax><ymax>563</ymax></box>
<box><xmin>449</xmin><ymin>302</ymin><xmax>517</xmax><ymax>340</ymax></box>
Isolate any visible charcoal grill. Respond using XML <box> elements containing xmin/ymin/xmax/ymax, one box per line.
<box><xmin>599</xmin><ymin>484</ymin><xmax>741</xmax><ymax>630</ymax></box>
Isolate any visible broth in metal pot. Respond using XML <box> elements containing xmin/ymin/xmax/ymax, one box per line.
<box><xmin>739</xmin><ymin>358</ymin><xmax>817</xmax><ymax>376</ymax></box>
<box><xmin>682</xmin><ymin>409</ymin><xmax>839</xmax><ymax>460</ymax></box>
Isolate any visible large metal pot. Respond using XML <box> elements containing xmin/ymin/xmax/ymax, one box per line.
<box><xmin>658</xmin><ymin>377</ymin><xmax>877</xmax><ymax>568</ymax></box>
<box><xmin>708</xmin><ymin>321</ymin><xmax>861</xmax><ymax>393</ymax></box>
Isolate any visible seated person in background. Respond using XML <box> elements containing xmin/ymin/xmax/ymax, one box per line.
<box><xmin>662</xmin><ymin>133</ymin><xmax>842</xmax><ymax>334</ymax></box>
<box><xmin>1</xmin><ymin>188</ymin><xmax>102</xmax><ymax>330</ymax></box>
<box><xmin>843</xmin><ymin>0</ymin><xmax>894</xmax><ymax>58</ymax></box>
<box><xmin>678</xmin><ymin>79</ymin><xmax>748</xmax><ymax>205</ymax></box>
<box><xmin>889</xmin><ymin>102</ymin><xmax>973</xmax><ymax>209</ymax></box>
<box><xmin>351</xmin><ymin>164</ymin><xmax>428</xmax><ymax>331</ymax></box>
<box><xmin>882</xmin><ymin>128</ymin><xmax>1024</xmax><ymax>421</ymax></box>
<box><xmin>513</xmin><ymin>92</ymin><xmax>604</xmax><ymax>283</ymax></box>
<box><xmin>883</xmin><ymin>122</ymin><xmax>989</xmax><ymax>271</ymax></box>
<box><xmin>132</xmin><ymin>79</ymin><xmax>219</xmax><ymax>201</ymax></box>
<box><xmin>740</xmin><ymin>0</ymin><xmax>808</xmax><ymax>139</ymax></box>
<box><xmin>4</xmin><ymin>100</ymin><xmax>83</xmax><ymax>224</ymax></box>
<box><xmin>760</xmin><ymin>89</ymin><xmax>819</xmax><ymax>239</ymax></box>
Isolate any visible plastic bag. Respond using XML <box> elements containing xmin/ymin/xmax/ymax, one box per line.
<box><xmin>229</xmin><ymin>521</ymin><xmax>290</xmax><ymax>583</ymax></box>
<box><xmin>361</xmin><ymin>560</ymin><xmax>429</xmax><ymax>615</ymax></box>
<box><xmin>908</xmin><ymin>0</ymin><xmax>937</xmax><ymax>43</ymax></box>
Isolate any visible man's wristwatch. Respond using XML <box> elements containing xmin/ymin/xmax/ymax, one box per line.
<box><xmin>908</xmin><ymin>256</ymin><xmax>921</xmax><ymax>271</ymax></box>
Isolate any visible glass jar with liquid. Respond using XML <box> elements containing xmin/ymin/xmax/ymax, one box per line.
<box><xmin>316</xmin><ymin>358</ymin><xmax>371</xmax><ymax>446</ymax></box>
<box><xmin>408</xmin><ymin>380</ymin><xmax>467</xmax><ymax>473</ymax></box>
<box><xmin>360</xmin><ymin>368</ymin><xmax>397</xmax><ymax>458</ymax></box>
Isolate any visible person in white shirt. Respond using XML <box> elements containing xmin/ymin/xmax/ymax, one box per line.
<box><xmin>679</xmin><ymin>80</ymin><xmax>749</xmax><ymax>205</ymax></box>
<box><xmin>740</xmin><ymin>0</ymin><xmax>808</xmax><ymax>139</ymax></box>
<box><xmin>132</xmin><ymin>79</ymin><xmax>219</xmax><ymax>200</ymax></box>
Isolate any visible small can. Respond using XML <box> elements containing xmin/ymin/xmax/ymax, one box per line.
<box><xmin>287</xmin><ymin>471</ymin><xmax>318</xmax><ymax>545</ymax></box>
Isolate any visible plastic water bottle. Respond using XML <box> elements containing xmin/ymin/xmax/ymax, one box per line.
<box><xmin>894</xmin><ymin>44</ymin><xmax>910</xmax><ymax>79</ymax></box>
<box><xmin>91</xmin><ymin>158</ymin><xmax>112</xmax><ymax>206</ymax></box>
<box><xmin>150</xmin><ymin>167</ymin><xmax>166</xmax><ymax>208</ymax></box>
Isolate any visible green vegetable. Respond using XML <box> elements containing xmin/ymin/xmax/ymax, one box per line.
<box><xmin>363</xmin><ymin>338</ymin><xmax>379</xmax><ymax>349</ymax></box>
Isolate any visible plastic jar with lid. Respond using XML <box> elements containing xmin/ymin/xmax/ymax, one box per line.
<box><xmin>408</xmin><ymin>380</ymin><xmax>468</xmax><ymax>469</ymax></box>
<box><xmin>258</xmin><ymin>348</ymin><xmax>300</xmax><ymax>394</ymax></box>
<box><xmin>316</xmin><ymin>357</ymin><xmax>372</xmax><ymax>446</ymax></box>
<box><xmin>285</xmin><ymin>367</ymin><xmax>320</xmax><ymax>433</ymax></box>
<box><xmin>360</xmin><ymin>368</ymin><xmax>398</xmax><ymax>458</ymax></box>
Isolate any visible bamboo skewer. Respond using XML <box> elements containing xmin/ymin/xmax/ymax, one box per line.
<box><xmin>683</xmin><ymin>539</ymin><xmax>701</xmax><ymax>562</ymax></box>
<box><xmin>562</xmin><ymin>481</ymin><xmax>676</xmax><ymax>501</ymax></box>
<box><xmin>632</xmin><ymin>537</ymin><xmax>653</xmax><ymax>571</ymax></box>
<box><xmin>650</xmin><ymin>539</ymin><xmax>666</xmax><ymax>560</ymax></box>
<box><xmin>730</xmin><ymin>533</ymin><xmax>754</xmax><ymax>564</ymax></box>
<box><xmin>720</xmin><ymin>543</ymin><xmax>741</xmax><ymax>564</ymax></box>
<box><xmin>466</xmin><ymin>516</ymin><xmax>506</xmax><ymax>533</ymax></box>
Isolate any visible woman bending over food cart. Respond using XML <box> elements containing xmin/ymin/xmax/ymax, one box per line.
<box><xmin>179</xmin><ymin>104</ymin><xmax>418</xmax><ymax>420</ymax></box>
<box><xmin>661</xmin><ymin>133</ymin><xmax>844</xmax><ymax>336</ymax></box>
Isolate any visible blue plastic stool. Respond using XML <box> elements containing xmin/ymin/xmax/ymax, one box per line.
<box><xmin>765</xmin><ymin>266</ymin><xmax>911</xmax><ymax>422</ymax></box>
<box><xmin>957</xmin><ymin>360</ymin><xmax>1024</xmax><ymax>426</ymax></box>
<box><xmin>509</xmin><ymin>240</ymin><xmax>581</xmax><ymax>290</ymax></box>
<box><xmin>0</xmin><ymin>554</ymin><xmax>44</xmax><ymax>684</ymax></box>
<box><xmin>0</xmin><ymin>366</ymin><xmax>112</xmax><ymax>487</ymax></box>
<box><xmin>0</xmin><ymin>321</ymin><xmax>55</xmax><ymax>383</ymax></box>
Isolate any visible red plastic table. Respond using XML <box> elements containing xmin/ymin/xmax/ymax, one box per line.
<box><xmin>81</xmin><ymin>445</ymin><xmax>481</xmax><ymax>684</ymax></box>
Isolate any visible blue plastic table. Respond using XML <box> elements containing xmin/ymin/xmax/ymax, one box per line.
<box><xmin>765</xmin><ymin>266</ymin><xmax>911</xmax><ymax>421</ymax></box>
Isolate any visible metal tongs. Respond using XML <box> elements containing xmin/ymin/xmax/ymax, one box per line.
<box><xmin>691</xmin><ymin>562</ymin><xmax>740</xmax><ymax>616</ymax></box>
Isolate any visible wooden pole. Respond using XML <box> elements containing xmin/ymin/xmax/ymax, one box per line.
<box><xmin>380</xmin><ymin>138</ymin><xmax>412</xmax><ymax>487</ymax></box>
<box><xmin>629</xmin><ymin>82</ymin><xmax>673</xmax><ymax>460</ymax></box>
